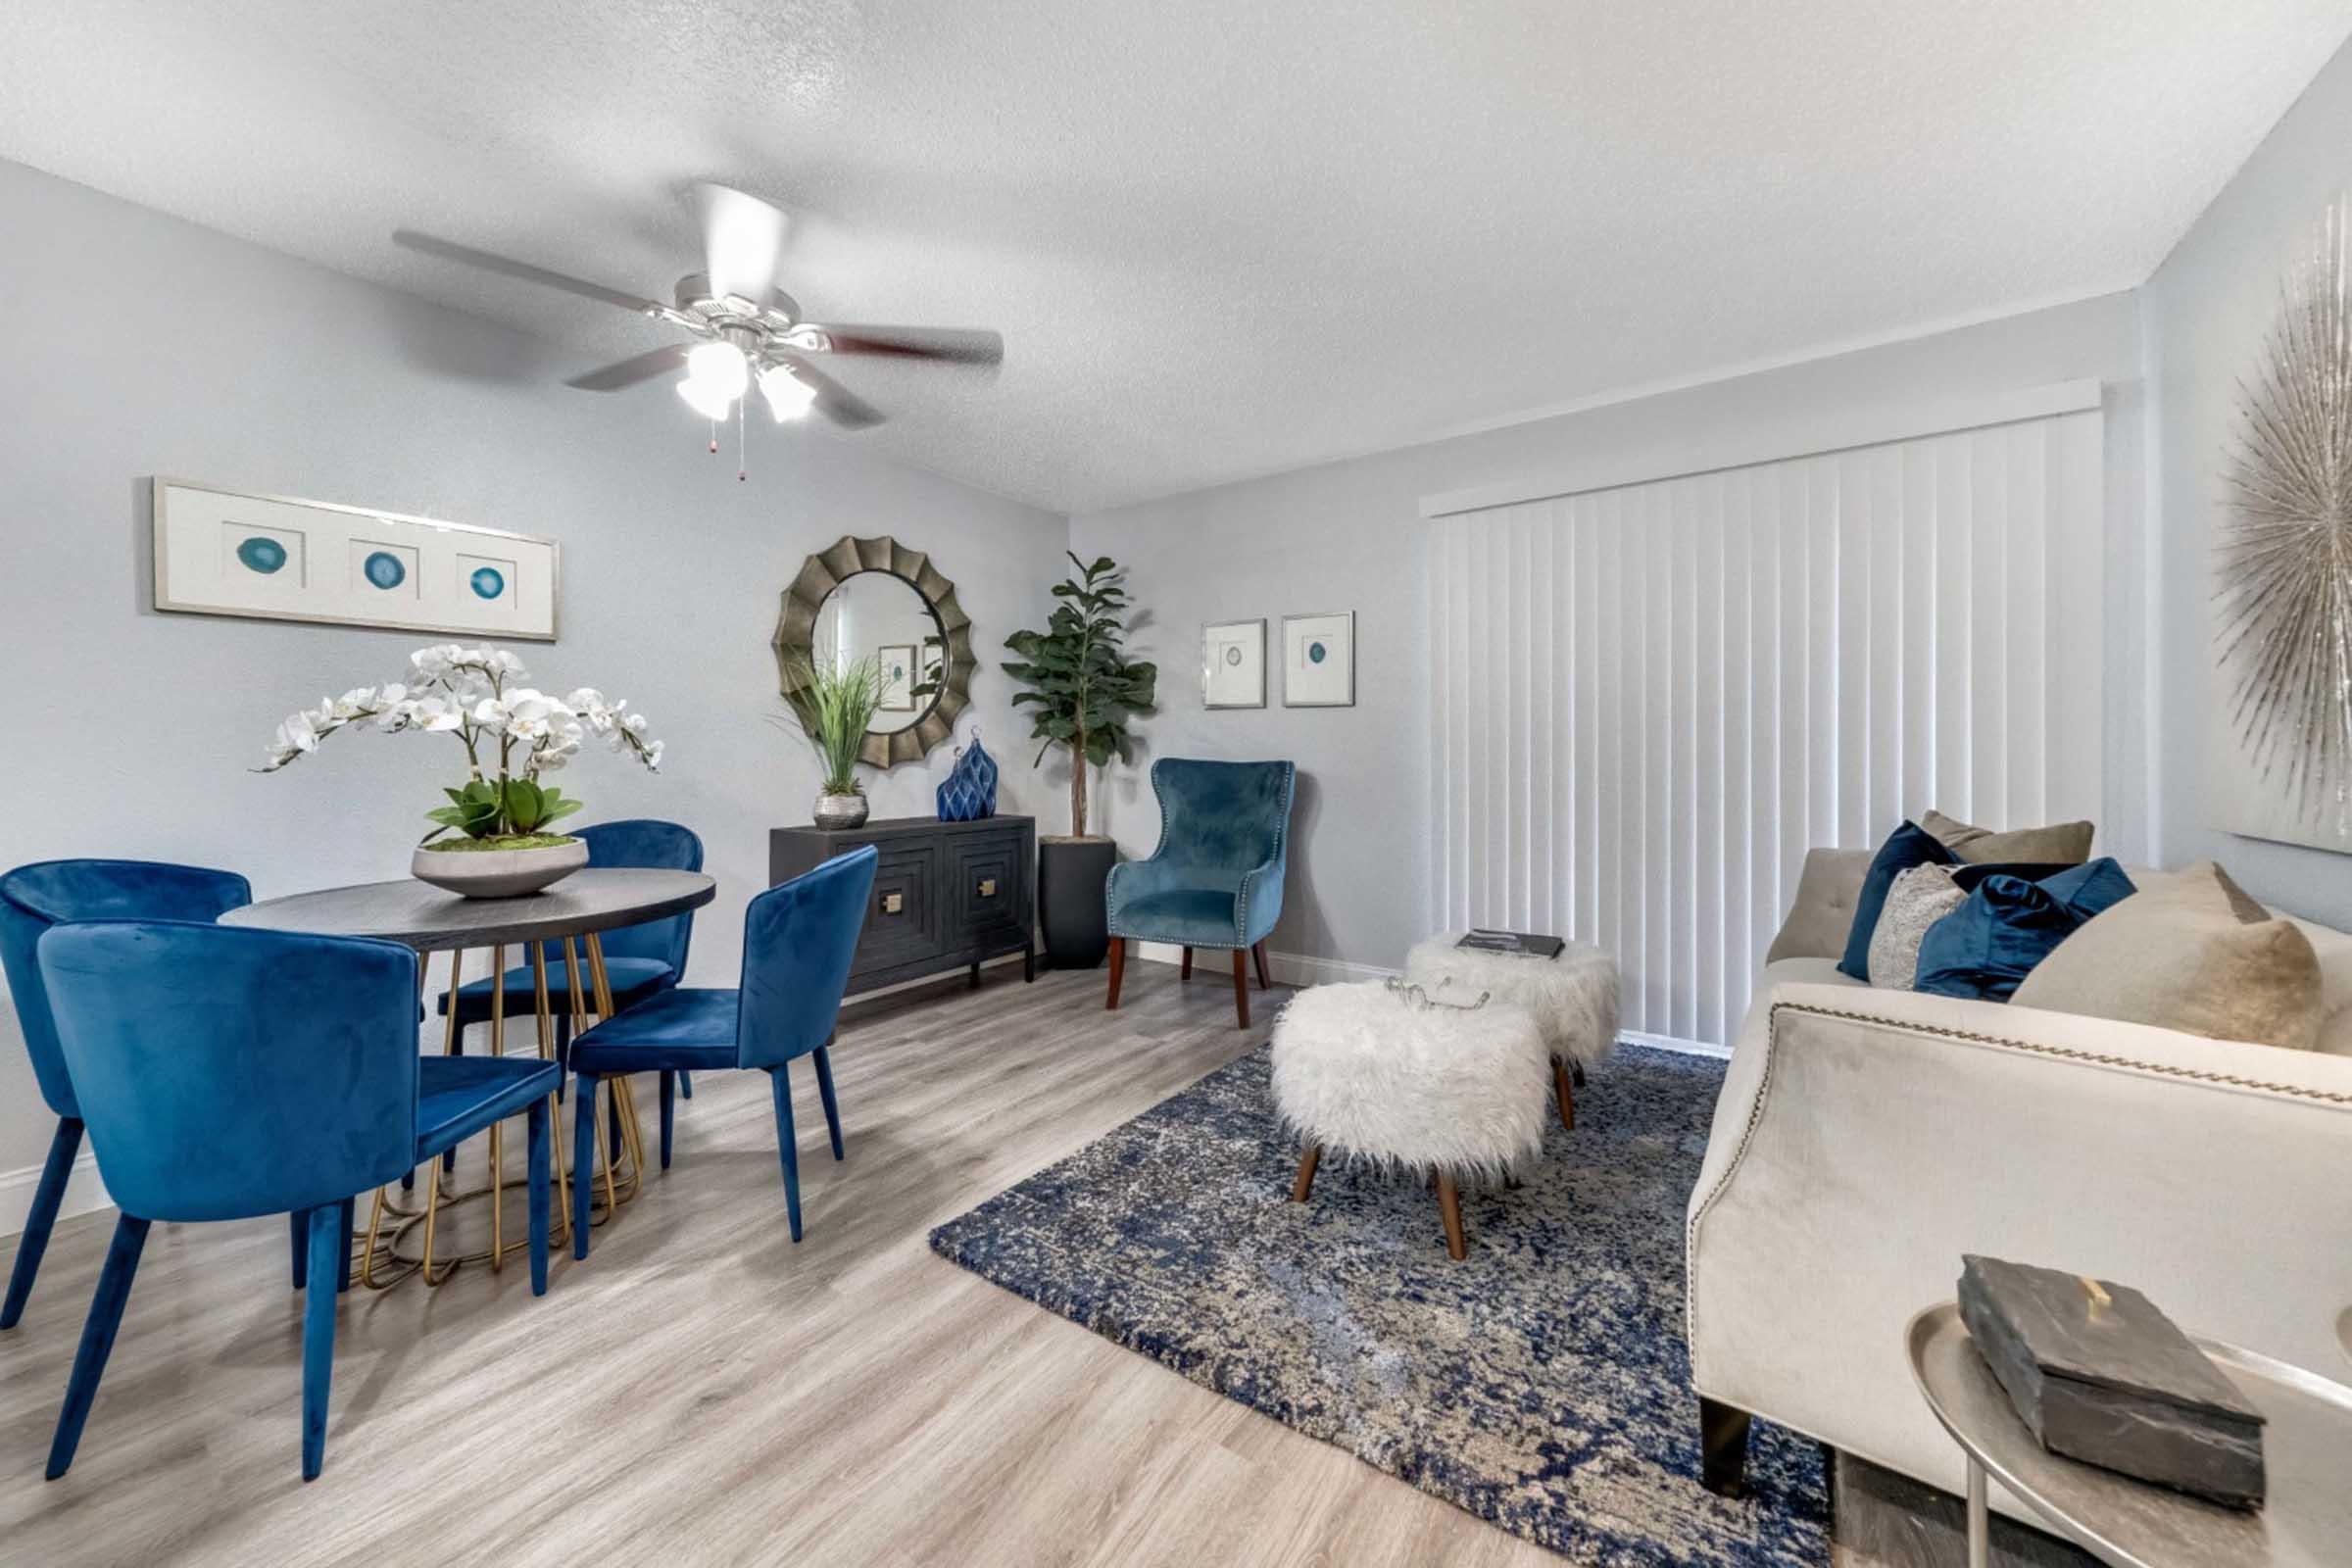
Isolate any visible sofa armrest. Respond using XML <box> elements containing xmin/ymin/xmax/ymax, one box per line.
<box><xmin>1686</xmin><ymin>982</ymin><xmax>2352</xmax><ymax>1503</ymax></box>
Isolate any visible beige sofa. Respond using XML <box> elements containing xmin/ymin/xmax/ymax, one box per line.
<box><xmin>1683</xmin><ymin>848</ymin><xmax>2352</xmax><ymax>1511</ymax></box>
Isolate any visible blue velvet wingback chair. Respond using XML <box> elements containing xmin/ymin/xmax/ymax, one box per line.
<box><xmin>35</xmin><ymin>919</ymin><xmax>561</xmax><ymax>1481</ymax></box>
<box><xmin>0</xmin><ymin>859</ymin><xmax>251</xmax><ymax>1331</ymax></box>
<box><xmin>1104</xmin><ymin>759</ymin><xmax>1297</xmax><ymax>1028</ymax></box>
<box><xmin>566</xmin><ymin>845</ymin><xmax>878</xmax><ymax>1252</ymax></box>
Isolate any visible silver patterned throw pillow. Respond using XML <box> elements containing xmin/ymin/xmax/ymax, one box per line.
<box><xmin>1868</xmin><ymin>863</ymin><xmax>1966</xmax><ymax>990</ymax></box>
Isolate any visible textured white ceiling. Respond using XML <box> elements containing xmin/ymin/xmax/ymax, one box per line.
<box><xmin>3</xmin><ymin>2</ymin><xmax>2346</xmax><ymax>513</ymax></box>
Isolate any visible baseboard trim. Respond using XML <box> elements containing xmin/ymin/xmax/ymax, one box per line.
<box><xmin>1132</xmin><ymin>941</ymin><xmax>1397</xmax><ymax>988</ymax></box>
<box><xmin>0</xmin><ymin>1145</ymin><xmax>112</xmax><ymax>1242</ymax></box>
<box><xmin>1132</xmin><ymin>944</ymin><xmax>1728</xmax><ymax>1056</ymax></box>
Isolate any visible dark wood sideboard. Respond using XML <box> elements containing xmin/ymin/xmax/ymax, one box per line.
<box><xmin>769</xmin><ymin>814</ymin><xmax>1036</xmax><ymax>994</ymax></box>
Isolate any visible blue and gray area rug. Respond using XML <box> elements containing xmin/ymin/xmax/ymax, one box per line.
<box><xmin>928</xmin><ymin>1042</ymin><xmax>1827</xmax><ymax>1565</ymax></box>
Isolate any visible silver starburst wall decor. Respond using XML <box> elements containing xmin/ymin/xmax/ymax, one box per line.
<box><xmin>2216</xmin><ymin>196</ymin><xmax>2352</xmax><ymax>852</ymax></box>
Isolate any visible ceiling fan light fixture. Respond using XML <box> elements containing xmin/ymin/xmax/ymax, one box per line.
<box><xmin>677</xmin><ymin>341</ymin><xmax>749</xmax><ymax>419</ymax></box>
<box><xmin>758</xmin><ymin>363</ymin><xmax>818</xmax><ymax>421</ymax></box>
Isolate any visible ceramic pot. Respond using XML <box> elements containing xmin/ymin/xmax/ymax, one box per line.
<box><xmin>1037</xmin><ymin>837</ymin><xmax>1118</xmax><ymax>969</ymax></box>
<box><xmin>412</xmin><ymin>838</ymin><xmax>588</xmax><ymax>899</ymax></box>
<box><xmin>813</xmin><ymin>792</ymin><xmax>870</xmax><ymax>831</ymax></box>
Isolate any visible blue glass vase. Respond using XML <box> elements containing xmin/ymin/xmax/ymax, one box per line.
<box><xmin>936</xmin><ymin>734</ymin><xmax>999</xmax><ymax>822</ymax></box>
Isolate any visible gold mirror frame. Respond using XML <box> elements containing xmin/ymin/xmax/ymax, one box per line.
<box><xmin>772</xmin><ymin>534</ymin><xmax>976</xmax><ymax>768</ymax></box>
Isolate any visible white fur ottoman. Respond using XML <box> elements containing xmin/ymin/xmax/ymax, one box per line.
<box><xmin>1403</xmin><ymin>934</ymin><xmax>1620</xmax><ymax>1131</ymax></box>
<box><xmin>1271</xmin><ymin>979</ymin><xmax>1549</xmax><ymax>1259</ymax></box>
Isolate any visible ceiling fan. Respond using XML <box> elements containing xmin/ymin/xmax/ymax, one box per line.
<box><xmin>393</xmin><ymin>184</ymin><xmax>1002</xmax><ymax>470</ymax></box>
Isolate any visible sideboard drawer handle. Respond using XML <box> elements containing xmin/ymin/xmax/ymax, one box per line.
<box><xmin>880</xmin><ymin>891</ymin><xmax>904</xmax><ymax>915</ymax></box>
<box><xmin>977</xmin><ymin>877</ymin><xmax>998</xmax><ymax>898</ymax></box>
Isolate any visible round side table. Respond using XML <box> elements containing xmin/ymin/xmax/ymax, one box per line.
<box><xmin>1906</xmin><ymin>1301</ymin><xmax>2352</xmax><ymax>1568</ymax></box>
<box><xmin>225</xmin><ymin>869</ymin><xmax>716</xmax><ymax>1286</ymax></box>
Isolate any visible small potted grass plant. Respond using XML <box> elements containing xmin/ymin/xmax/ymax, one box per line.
<box><xmin>260</xmin><ymin>643</ymin><xmax>663</xmax><ymax>897</ymax></box>
<box><xmin>786</xmin><ymin>655</ymin><xmax>885</xmax><ymax>829</ymax></box>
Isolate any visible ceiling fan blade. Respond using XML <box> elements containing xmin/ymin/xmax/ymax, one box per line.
<box><xmin>808</xmin><ymin>325</ymin><xmax>1004</xmax><ymax>366</ymax></box>
<box><xmin>565</xmin><ymin>344</ymin><xmax>690</xmax><ymax>391</ymax></box>
<box><xmin>392</xmin><ymin>229</ymin><xmax>662</xmax><ymax>315</ymax></box>
<box><xmin>694</xmin><ymin>183</ymin><xmax>791</xmax><ymax>306</ymax></box>
<box><xmin>773</xmin><ymin>353</ymin><xmax>886</xmax><ymax>430</ymax></box>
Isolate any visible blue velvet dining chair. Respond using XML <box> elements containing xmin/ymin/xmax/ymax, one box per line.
<box><xmin>437</xmin><ymin>817</ymin><xmax>705</xmax><ymax>1062</ymax></box>
<box><xmin>566</xmin><ymin>845</ymin><xmax>878</xmax><ymax>1253</ymax></box>
<box><xmin>0</xmin><ymin>859</ymin><xmax>252</xmax><ymax>1331</ymax></box>
<box><xmin>426</xmin><ymin>819</ymin><xmax>704</xmax><ymax>1181</ymax></box>
<box><xmin>1104</xmin><ymin>759</ymin><xmax>1297</xmax><ymax>1028</ymax></box>
<box><xmin>35</xmin><ymin>918</ymin><xmax>561</xmax><ymax>1481</ymax></box>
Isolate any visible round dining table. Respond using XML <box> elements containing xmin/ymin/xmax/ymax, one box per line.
<box><xmin>224</xmin><ymin>868</ymin><xmax>717</xmax><ymax>1287</ymax></box>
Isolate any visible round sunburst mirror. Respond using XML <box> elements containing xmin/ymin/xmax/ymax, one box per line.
<box><xmin>772</xmin><ymin>535</ymin><xmax>976</xmax><ymax>767</ymax></box>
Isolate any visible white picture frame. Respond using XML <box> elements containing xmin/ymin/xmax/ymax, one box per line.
<box><xmin>152</xmin><ymin>477</ymin><xmax>561</xmax><ymax>641</ymax></box>
<box><xmin>1201</xmin><ymin>618</ymin><xmax>1267</xmax><ymax>709</ymax></box>
<box><xmin>876</xmin><ymin>643</ymin><xmax>917</xmax><ymax>711</ymax></box>
<box><xmin>1282</xmin><ymin>611</ymin><xmax>1355</xmax><ymax>708</ymax></box>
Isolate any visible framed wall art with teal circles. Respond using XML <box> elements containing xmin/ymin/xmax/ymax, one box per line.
<box><xmin>151</xmin><ymin>478</ymin><xmax>559</xmax><ymax>640</ymax></box>
<box><xmin>1281</xmin><ymin>611</ymin><xmax>1354</xmax><ymax>707</ymax></box>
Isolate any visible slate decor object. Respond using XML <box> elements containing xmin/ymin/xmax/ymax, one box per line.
<box><xmin>1957</xmin><ymin>1254</ymin><xmax>2267</xmax><ymax>1509</ymax></box>
<box><xmin>936</xmin><ymin>734</ymin><xmax>1000</xmax><ymax>822</ymax></box>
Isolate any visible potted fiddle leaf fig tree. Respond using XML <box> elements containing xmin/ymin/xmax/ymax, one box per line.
<box><xmin>1003</xmin><ymin>553</ymin><xmax>1156</xmax><ymax>968</ymax></box>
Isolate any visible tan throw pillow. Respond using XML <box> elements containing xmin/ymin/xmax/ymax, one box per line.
<box><xmin>2012</xmin><ymin>861</ymin><xmax>2324</xmax><ymax>1050</ymax></box>
<box><xmin>1921</xmin><ymin>808</ymin><xmax>2094</xmax><ymax>865</ymax></box>
<box><xmin>1765</xmin><ymin>847</ymin><xmax>1875</xmax><ymax>964</ymax></box>
<box><xmin>1867</xmin><ymin>863</ymin><xmax>1966</xmax><ymax>991</ymax></box>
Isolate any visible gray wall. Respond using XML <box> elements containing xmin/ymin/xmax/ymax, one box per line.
<box><xmin>2142</xmin><ymin>41</ymin><xmax>2352</xmax><ymax>929</ymax></box>
<box><xmin>0</xmin><ymin>159</ymin><xmax>1070</xmax><ymax>1184</ymax></box>
<box><xmin>1071</xmin><ymin>294</ymin><xmax>2150</xmax><ymax>971</ymax></box>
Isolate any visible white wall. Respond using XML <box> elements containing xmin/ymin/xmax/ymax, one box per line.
<box><xmin>1071</xmin><ymin>295</ymin><xmax>2149</xmax><ymax>973</ymax></box>
<box><xmin>0</xmin><ymin>159</ymin><xmax>1070</xmax><ymax>1207</ymax></box>
<box><xmin>2143</xmin><ymin>40</ymin><xmax>2352</xmax><ymax>929</ymax></box>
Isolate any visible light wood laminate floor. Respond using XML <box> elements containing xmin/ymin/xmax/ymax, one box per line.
<box><xmin>0</xmin><ymin>963</ymin><xmax>1564</xmax><ymax>1568</ymax></box>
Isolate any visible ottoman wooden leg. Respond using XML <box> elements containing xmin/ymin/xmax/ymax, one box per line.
<box><xmin>1435</xmin><ymin>1171</ymin><xmax>1467</xmax><ymax>1260</ymax></box>
<box><xmin>1554</xmin><ymin>1060</ymin><xmax>1577</xmax><ymax>1132</ymax></box>
<box><xmin>1291</xmin><ymin>1144</ymin><xmax>1321</xmax><ymax>1201</ymax></box>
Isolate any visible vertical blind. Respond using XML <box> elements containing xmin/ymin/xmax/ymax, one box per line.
<box><xmin>1427</xmin><ymin>409</ymin><xmax>2104</xmax><ymax>1048</ymax></box>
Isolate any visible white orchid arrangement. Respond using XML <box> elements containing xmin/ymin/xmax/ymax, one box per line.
<box><xmin>261</xmin><ymin>643</ymin><xmax>663</xmax><ymax>848</ymax></box>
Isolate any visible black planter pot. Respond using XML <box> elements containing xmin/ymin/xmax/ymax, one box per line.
<box><xmin>1037</xmin><ymin>837</ymin><xmax>1118</xmax><ymax>969</ymax></box>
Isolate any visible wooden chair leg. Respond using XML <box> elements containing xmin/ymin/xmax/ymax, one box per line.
<box><xmin>526</xmin><ymin>1098</ymin><xmax>550</xmax><ymax>1297</ymax></box>
<box><xmin>569</xmin><ymin>1075</ymin><xmax>597</xmax><ymax>1260</ymax></box>
<box><xmin>813</xmin><ymin>1046</ymin><xmax>846</xmax><ymax>1161</ymax></box>
<box><xmin>47</xmin><ymin>1213</ymin><xmax>150</xmax><ymax>1479</ymax></box>
<box><xmin>1699</xmin><ymin>1396</ymin><xmax>1753</xmax><ymax>1497</ymax></box>
<box><xmin>770</xmin><ymin>1067</ymin><xmax>805</xmax><ymax>1243</ymax></box>
<box><xmin>1435</xmin><ymin>1172</ymin><xmax>1467</xmax><ymax>1260</ymax></box>
<box><xmin>1232</xmin><ymin>949</ymin><xmax>1251</xmax><ymax>1029</ymax></box>
<box><xmin>1251</xmin><ymin>941</ymin><xmax>1271</xmax><ymax>990</ymax></box>
<box><xmin>1554</xmin><ymin>1060</ymin><xmax>1577</xmax><ymax>1132</ymax></box>
<box><xmin>5</xmin><ymin>1117</ymin><xmax>80</xmax><ymax>1330</ymax></box>
<box><xmin>1291</xmin><ymin>1144</ymin><xmax>1322</xmax><ymax>1202</ymax></box>
<box><xmin>1105</xmin><ymin>938</ymin><xmax>1127</xmax><ymax>1009</ymax></box>
<box><xmin>1179</xmin><ymin>946</ymin><xmax>1193</xmax><ymax>980</ymax></box>
<box><xmin>299</xmin><ymin>1203</ymin><xmax>340</xmax><ymax>1480</ymax></box>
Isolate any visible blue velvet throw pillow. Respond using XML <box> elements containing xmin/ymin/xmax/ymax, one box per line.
<box><xmin>1839</xmin><ymin>821</ymin><xmax>1960</xmax><ymax>981</ymax></box>
<box><xmin>1912</xmin><ymin>858</ymin><xmax>2136</xmax><ymax>1003</ymax></box>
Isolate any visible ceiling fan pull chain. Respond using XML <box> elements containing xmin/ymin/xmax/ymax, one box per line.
<box><xmin>737</xmin><ymin>397</ymin><xmax>747</xmax><ymax>482</ymax></box>
<box><xmin>708</xmin><ymin>416</ymin><xmax>718</xmax><ymax>457</ymax></box>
